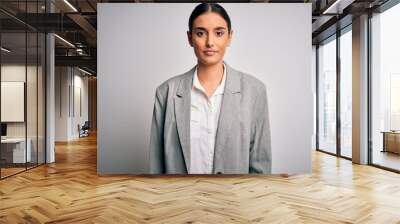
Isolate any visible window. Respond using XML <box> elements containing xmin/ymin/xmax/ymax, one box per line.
<box><xmin>318</xmin><ymin>36</ymin><xmax>337</xmax><ymax>154</ymax></box>
<box><xmin>340</xmin><ymin>28</ymin><xmax>352</xmax><ymax>158</ymax></box>
<box><xmin>371</xmin><ymin>2</ymin><xmax>400</xmax><ymax>171</ymax></box>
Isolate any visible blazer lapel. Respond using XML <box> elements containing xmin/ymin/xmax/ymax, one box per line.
<box><xmin>213</xmin><ymin>63</ymin><xmax>241</xmax><ymax>173</ymax></box>
<box><xmin>174</xmin><ymin>66</ymin><xmax>196</xmax><ymax>172</ymax></box>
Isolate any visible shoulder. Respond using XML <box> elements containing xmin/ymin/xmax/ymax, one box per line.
<box><xmin>241</xmin><ymin>73</ymin><xmax>266</xmax><ymax>91</ymax></box>
<box><xmin>156</xmin><ymin>73</ymin><xmax>186</xmax><ymax>92</ymax></box>
<box><xmin>230</xmin><ymin>67</ymin><xmax>267</xmax><ymax>95</ymax></box>
<box><xmin>155</xmin><ymin>68</ymin><xmax>193</xmax><ymax>96</ymax></box>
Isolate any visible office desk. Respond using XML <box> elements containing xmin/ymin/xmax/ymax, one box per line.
<box><xmin>1</xmin><ymin>138</ymin><xmax>31</xmax><ymax>164</ymax></box>
<box><xmin>382</xmin><ymin>131</ymin><xmax>400</xmax><ymax>154</ymax></box>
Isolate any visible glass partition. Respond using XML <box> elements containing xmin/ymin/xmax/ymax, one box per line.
<box><xmin>339</xmin><ymin>28</ymin><xmax>352</xmax><ymax>158</ymax></box>
<box><xmin>0</xmin><ymin>1</ymin><xmax>46</xmax><ymax>179</ymax></box>
<box><xmin>38</xmin><ymin>32</ymin><xmax>45</xmax><ymax>165</ymax></box>
<box><xmin>371</xmin><ymin>3</ymin><xmax>400</xmax><ymax>171</ymax></box>
<box><xmin>0</xmin><ymin>31</ymin><xmax>28</xmax><ymax>177</ymax></box>
<box><xmin>317</xmin><ymin>36</ymin><xmax>337</xmax><ymax>155</ymax></box>
<box><xmin>27</xmin><ymin>31</ymin><xmax>38</xmax><ymax>169</ymax></box>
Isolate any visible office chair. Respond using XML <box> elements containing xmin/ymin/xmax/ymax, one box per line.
<box><xmin>79</xmin><ymin>121</ymin><xmax>90</xmax><ymax>138</ymax></box>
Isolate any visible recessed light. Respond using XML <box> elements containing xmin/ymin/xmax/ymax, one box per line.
<box><xmin>63</xmin><ymin>0</ymin><xmax>78</xmax><ymax>12</ymax></box>
<box><xmin>1</xmin><ymin>47</ymin><xmax>11</xmax><ymax>53</ymax></box>
<box><xmin>323</xmin><ymin>0</ymin><xmax>343</xmax><ymax>15</ymax></box>
<box><xmin>54</xmin><ymin>34</ymin><xmax>75</xmax><ymax>48</ymax></box>
<box><xmin>78</xmin><ymin>67</ymin><xmax>93</xmax><ymax>76</ymax></box>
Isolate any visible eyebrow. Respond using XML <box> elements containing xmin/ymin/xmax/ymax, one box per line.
<box><xmin>193</xmin><ymin>27</ymin><xmax>227</xmax><ymax>31</ymax></box>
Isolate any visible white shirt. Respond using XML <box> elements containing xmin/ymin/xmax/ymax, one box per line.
<box><xmin>189</xmin><ymin>63</ymin><xmax>226</xmax><ymax>174</ymax></box>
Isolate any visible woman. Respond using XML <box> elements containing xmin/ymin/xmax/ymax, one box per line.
<box><xmin>149</xmin><ymin>3</ymin><xmax>271</xmax><ymax>174</ymax></box>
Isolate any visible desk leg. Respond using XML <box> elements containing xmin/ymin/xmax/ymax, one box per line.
<box><xmin>382</xmin><ymin>133</ymin><xmax>386</xmax><ymax>153</ymax></box>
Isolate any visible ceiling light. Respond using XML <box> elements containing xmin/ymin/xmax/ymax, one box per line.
<box><xmin>76</xmin><ymin>49</ymin><xmax>84</xmax><ymax>55</ymax></box>
<box><xmin>323</xmin><ymin>0</ymin><xmax>343</xmax><ymax>14</ymax></box>
<box><xmin>1</xmin><ymin>47</ymin><xmax>11</xmax><ymax>53</ymax></box>
<box><xmin>63</xmin><ymin>0</ymin><xmax>78</xmax><ymax>12</ymax></box>
<box><xmin>78</xmin><ymin>67</ymin><xmax>92</xmax><ymax>76</ymax></box>
<box><xmin>54</xmin><ymin>34</ymin><xmax>75</xmax><ymax>48</ymax></box>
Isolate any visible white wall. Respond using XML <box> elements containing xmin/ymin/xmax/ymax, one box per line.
<box><xmin>72</xmin><ymin>73</ymin><xmax>89</xmax><ymax>138</ymax></box>
<box><xmin>1</xmin><ymin>65</ymin><xmax>39</xmax><ymax>138</ymax></box>
<box><xmin>55</xmin><ymin>67</ymin><xmax>89</xmax><ymax>141</ymax></box>
<box><xmin>55</xmin><ymin>66</ymin><xmax>69</xmax><ymax>141</ymax></box>
<box><xmin>98</xmin><ymin>3</ymin><xmax>313</xmax><ymax>174</ymax></box>
<box><xmin>1</xmin><ymin>65</ymin><xmax>26</xmax><ymax>128</ymax></box>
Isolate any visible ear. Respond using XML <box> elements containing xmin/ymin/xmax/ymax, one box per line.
<box><xmin>187</xmin><ymin>31</ymin><xmax>193</xmax><ymax>47</ymax></box>
<box><xmin>227</xmin><ymin>30</ymin><xmax>233</xmax><ymax>47</ymax></box>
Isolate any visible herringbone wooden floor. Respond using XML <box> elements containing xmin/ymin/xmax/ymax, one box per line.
<box><xmin>1</xmin><ymin>134</ymin><xmax>400</xmax><ymax>224</ymax></box>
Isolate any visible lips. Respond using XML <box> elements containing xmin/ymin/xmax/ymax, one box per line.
<box><xmin>203</xmin><ymin>50</ymin><xmax>218</xmax><ymax>56</ymax></box>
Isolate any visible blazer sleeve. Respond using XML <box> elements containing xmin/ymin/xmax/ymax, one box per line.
<box><xmin>149</xmin><ymin>87</ymin><xmax>166</xmax><ymax>174</ymax></box>
<box><xmin>249</xmin><ymin>85</ymin><xmax>272</xmax><ymax>174</ymax></box>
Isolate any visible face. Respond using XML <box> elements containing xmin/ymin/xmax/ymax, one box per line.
<box><xmin>188</xmin><ymin>12</ymin><xmax>233</xmax><ymax>66</ymax></box>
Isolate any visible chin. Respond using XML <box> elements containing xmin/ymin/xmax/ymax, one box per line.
<box><xmin>199</xmin><ymin>57</ymin><xmax>222</xmax><ymax>66</ymax></box>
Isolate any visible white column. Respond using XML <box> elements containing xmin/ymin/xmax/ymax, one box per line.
<box><xmin>46</xmin><ymin>0</ymin><xmax>56</xmax><ymax>163</ymax></box>
<box><xmin>352</xmin><ymin>14</ymin><xmax>369</xmax><ymax>164</ymax></box>
<box><xmin>46</xmin><ymin>33</ymin><xmax>55</xmax><ymax>163</ymax></box>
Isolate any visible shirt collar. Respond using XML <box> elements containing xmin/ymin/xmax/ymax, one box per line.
<box><xmin>193</xmin><ymin>63</ymin><xmax>226</xmax><ymax>96</ymax></box>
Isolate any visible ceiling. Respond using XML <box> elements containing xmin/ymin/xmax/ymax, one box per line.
<box><xmin>0</xmin><ymin>0</ymin><xmax>392</xmax><ymax>75</ymax></box>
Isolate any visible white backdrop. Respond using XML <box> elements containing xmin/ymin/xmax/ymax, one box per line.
<box><xmin>98</xmin><ymin>3</ymin><xmax>313</xmax><ymax>174</ymax></box>
<box><xmin>1</xmin><ymin>82</ymin><xmax>25</xmax><ymax>122</ymax></box>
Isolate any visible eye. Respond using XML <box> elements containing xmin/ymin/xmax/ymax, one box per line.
<box><xmin>216</xmin><ymin>31</ymin><xmax>224</xmax><ymax>37</ymax></box>
<box><xmin>196</xmin><ymin>31</ymin><xmax>205</xmax><ymax>37</ymax></box>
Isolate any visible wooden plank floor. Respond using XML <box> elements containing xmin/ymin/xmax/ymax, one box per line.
<box><xmin>1</xmin><ymin>134</ymin><xmax>400</xmax><ymax>224</ymax></box>
<box><xmin>1</xmin><ymin>167</ymin><xmax>26</xmax><ymax>178</ymax></box>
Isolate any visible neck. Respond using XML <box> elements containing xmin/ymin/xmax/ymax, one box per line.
<box><xmin>196</xmin><ymin>61</ymin><xmax>224</xmax><ymax>86</ymax></box>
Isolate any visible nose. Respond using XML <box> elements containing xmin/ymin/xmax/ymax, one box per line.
<box><xmin>206</xmin><ymin>34</ymin><xmax>214</xmax><ymax>48</ymax></box>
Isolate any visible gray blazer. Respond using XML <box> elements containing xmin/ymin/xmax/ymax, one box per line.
<box><xmin>149</xmin><ymin>63</ymin><xmax>271</xmax><ymax>174</ymax></box>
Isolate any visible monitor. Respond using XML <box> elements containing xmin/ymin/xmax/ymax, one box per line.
<box><xmin>1</xmin><ymin>123</ymin><xmax>7</xmax><ymax>137</ymax></box>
